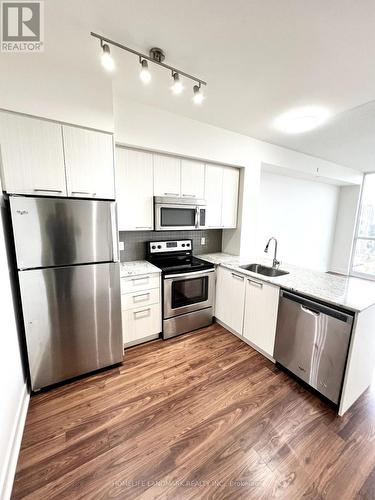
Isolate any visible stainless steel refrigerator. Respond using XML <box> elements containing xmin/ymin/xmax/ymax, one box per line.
<box><xmin>9</xmin><ymin>195</ymin><xmax>123</xmax><ymax>391</ymax></box>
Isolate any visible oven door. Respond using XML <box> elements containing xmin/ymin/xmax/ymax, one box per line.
<box><xmin>164</xmin><ymin>269</ymin><xmax>215</xmax><ymax>318</ymax></box>
<box><xmin>155</xmin><ymin>203</ymin><xmax>198</xmax><ymax>230</ymax></box>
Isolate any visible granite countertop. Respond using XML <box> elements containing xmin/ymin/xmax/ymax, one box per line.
<box><xmin>197</xmin><ymin>253</ymin><xmax>375</xmax><ymax>313</ymax></box>
<box><xmin>120</xmin><ymin>260</ymin><xmax>161</xmax><ymax>278</ymax></box>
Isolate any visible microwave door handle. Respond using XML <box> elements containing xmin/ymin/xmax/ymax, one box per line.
<box><xmin>195</xmin><ymin>208</ymin><xmax>199</xmax><ymax>228</ymax></box>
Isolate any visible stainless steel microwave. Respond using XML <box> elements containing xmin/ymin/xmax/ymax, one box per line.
<box><xmin>154</xmin><ymin>196</ymin><xmax>207</xmax><ymax>231</ymax></box>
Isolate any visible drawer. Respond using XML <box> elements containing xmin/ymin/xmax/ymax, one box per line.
<box><xmin>121</xmin><ymin>287</ymin><xmax>160</xmax><ymax>311</ymax></box>
<box><xmin>121</xmin><ymin>274</ymin><xmax>160</xmax><ymax>294</ymax></box>
<box><xmin>122</xmin><ymin>303</ymin><xmax>161</xmax><ymax>345</ymax></box>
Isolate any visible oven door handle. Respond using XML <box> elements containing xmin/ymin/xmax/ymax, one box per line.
<box><xmin>164</xmin><ymin>269</ymin><xmax>215</xmax><ymax>279</ymax></box>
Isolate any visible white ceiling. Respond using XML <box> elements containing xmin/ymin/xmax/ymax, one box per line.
<box><xmin>46</xmin><ymin>0</ymin><xmax>375</xmax><ymax>171</ymax></box>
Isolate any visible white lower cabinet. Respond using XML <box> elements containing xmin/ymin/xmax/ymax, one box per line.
<box><xmin>243</xmin><ymin>277</ymin><xmax>280</xmax><ymax>358</ymax></box>
<box><xmin>121</xmin><ymin>273</ymin><xmax>162</xmax><ymax>347</ymax></box>
<box><xmin>215</xmin><ymin>266</ymin><xmax>280</xmax><ymax>359</ymax></box>
<box><xmin>215</xmin><ymin>266</ymin><xmax>246</xmax><ymax>334</ymax></box>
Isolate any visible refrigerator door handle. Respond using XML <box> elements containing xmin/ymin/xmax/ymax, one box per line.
<box><xmin>111</xmin><ymin>202</ymin><xmax>119</xmax><ymax>262</ymax></box>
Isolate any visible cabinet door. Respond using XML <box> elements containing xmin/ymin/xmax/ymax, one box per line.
<box><xmin>0</xmin><ymin>112</ymin><xmax>66</xmax><ymax>196</ymax></box>
<box><xmin>116</xmin><ymin>148</ymin><xmax>154</xmax><ymax>231</ymax></box>
<box><xmin>221</xmin><ymin>167</ymin><xmax>239</xmax><ymax>228</ymax></box>
<box><xmin>63</xmin><ymin>125</ymin><xmax>115</xmax><ymax>200</ymax></box>
<box><xmin>215</xmin><ymin>266</ymin><xmax>245</xmax><ymax>334</ymax></box>
<box><xmin>180</xmin><ymin>159</ymin><xmax>205</xmax><ymax>199</ymax></box>
<box><xmin>204</xmin><ymin>164</ymin><xmax>223</xmax><ymax>228</ymax></box>
<box><xmin>153</xmin><ymin>154</ymin><xmax>181</xmax><ymax>197</ymax></box>
<box><xmin>243</xmin><ymin>278</ymin><xmax>279</xmax><ymax>357</ymax></box>
<box><xmin>122</xmin><ymin>303</ymin><xmax>161</xmax><ymax>346</ymax></box>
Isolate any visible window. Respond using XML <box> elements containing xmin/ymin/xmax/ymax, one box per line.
<box><xmin>351</xmin><ymin>173</ymin><xmax>375</xmax><ymax>278</ymax></box>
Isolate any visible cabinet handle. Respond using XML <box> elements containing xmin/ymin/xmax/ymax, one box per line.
<box><xmin>248</xmin><ymin>279</ymin><xmax>263</xmax><ymax>288</ymax></box>
<box><xmin>133</xmin><ymin>292</ymin><xmax>150</xmax><ymax>302</ymax></box>
<box><xmin>136</xmin><ymin>226</ymin><xmax>152</xmax><ymax>230</ymax></box>
<box><xmin>164</xmin><ymin>192</ymin><xmax>179</xmax><ymax>196</ymax></box>
<box><xmin>71</xmin><ymin>191</ymin><xmax>97</xmax><ymax>196</ymax></box>
<box><xmin>131</xmin><ymin>276</ymin><xmax>149</xmax><ymax>282</ymax></box>
<box><xmin>182</xmin><ymin>194</ymin><xmax>196</xmax><ymax>197</ymax></box>
<box><xmin>231</xmin><ymin>273</ymin><xmax>244</xmax><ymax>280</ymax></box>
<box><xmin>34</xmin><ymin>189</ymin><xmax>63</xmax><ymax>193</ymax></box>
<box><xmin>134</xmin><ymin>308</ymin><xmax>151</xmax><ymax>317</ymax></box>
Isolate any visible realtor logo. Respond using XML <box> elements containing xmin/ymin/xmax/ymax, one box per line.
<box><xmin>1</xmin><ymin>1</ymin><xmax>44</xmax><ymax>52</ymax></box>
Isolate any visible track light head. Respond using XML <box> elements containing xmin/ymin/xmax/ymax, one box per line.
<box><xmin>193</xmin><ymin>84</ymin><xmax>204</xmax><ymax>105</ymax></box>
<box><xmin>101</xmin><ymin>43</ymin><xmax>115</xmax><ymax>72</ymax></box>
<box><xmin>139</xmin><ymin>59</ymin><xmax>151</xmax><ymax>84</ymax></box>
<box><xmin>171</xmin><ymin>72</ymin><xmax>184</xmax><ymax>95</ymax></box>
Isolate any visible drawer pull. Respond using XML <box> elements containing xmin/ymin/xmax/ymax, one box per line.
<box><xmin>248</xmin><ymin>279</ymin><xmax>263</xmax><ymax>288</ymax></box>
<box><xmin>71</xmin><ymin>191</ymin><xmax>97</xmax><ymax>196</ymax></box>
<box><xmin>133</xmin><ymin>292</ymin><xmax>150</xmax><ymax>303</ymax></box>
<box><xmin>131</xmin><ymin>277</ymin><xmax>149</xmax><ymax>283</ymax></box>
<box><xmin>34</xmin><ymin>189</ymin><xmax>63</xmax><ymax>193</ymax></box>
<box><xmin>135</xmin><ymin>226</ymin><xmax>152</xmax><ymax>230</ymax></box>
<box><xmin>134</xmin><ymin>308</ymin><xmax>151</xmax><ymax>318</ymax></box>
<box><xmin>182</xmin><ymin>194</ymin><xmax>196</xmax><ymax>197</ymax></box>
<box><xmin>164</xmin><ymin>192</ymin><xmax>179</xmax><ymax>196</ymax></box>
<box><xmin>231</xmin><ymin>273</ymin><xmax>244</xmax><ymax>280</ymax></box>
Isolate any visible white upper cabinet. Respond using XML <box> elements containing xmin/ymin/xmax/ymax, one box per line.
<box><xmin>153</xmin><ymin>154</ymin><xmax>181</xmax><ymax>197</ymax></box>
<box><xmin>243</xmin><ymin>278</ymin><xmax>279</xmax><ymax>358</ymax></box>
<box><xmin>180</xmin><ymin>159</ymin><xmax>205</xmax><ymax>199</ymax></box>
<box><xmin>63</xmin><ymin>125</ymin><xmax>115</xmax><ymax>200</ymax></box>
<box><xmin>0</xmin><ymin>112</ymin><xmax>67</xmax><ymax>196</ymax></box>
<box><xmin>205</xmin><ymin>164</ymin><xmax>224</xmax><ymax>228</ymax></box>
<box><xmin>116</xmin><ymin>148</ymin><xmax>154</xmax><ymax>231</ymax></box>
<box><xmin>221</xmin><ymin>166</ymin><xmax>239</xmax><ymax>228</ymax></box>
<box><xmin>215</xmin><ymin>266</ymin><xmax>246</xmax><ymax>334</ymax></box>
<box><xmin>204</xmin><ymin>164</ymin><xmax>239</xmax><ymax>228</ymax></box>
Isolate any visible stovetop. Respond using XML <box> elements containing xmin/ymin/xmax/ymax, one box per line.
<box><xmin>148</xmin><ymin>254</ymin><xmax>214</xmax><ymax>275</ymax></box>
<box><xmin>146</xmin><ymin>239</ymin><xmax>214</xmax><ymax>276</ymax></box>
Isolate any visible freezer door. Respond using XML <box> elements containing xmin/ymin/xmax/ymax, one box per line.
<box><xmin>10</xmin><ymin>196</ymin><xmax>118</xmax><ymax>269</ymax></box>
<box><xmin>274</xmin><ymin>292</ymin><xmax>353</xmax><ymax>404</ymax></box>
<box><xmin>19</xmin><ymin>262</ymin><xmax>123</xmax><ymax>390</ymax></box>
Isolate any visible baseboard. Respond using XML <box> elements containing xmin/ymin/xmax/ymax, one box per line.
<box><xmin>0</xmin><ymin>383</ymin><xmax>30</xmax><ymax>500</ymax></box>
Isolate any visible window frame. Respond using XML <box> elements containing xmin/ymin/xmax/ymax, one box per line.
<box><xmin>350</xmin><ymin>172</ymin><xmax>375</xmax><ymax>281</ymax></box>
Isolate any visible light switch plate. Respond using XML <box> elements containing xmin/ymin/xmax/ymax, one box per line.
<box><xmin>119</xmin><ymin>241</ymin><xmax>125</xmax><ymax>251</ymax></box>
<box><xmin>201</xmin><ymin>237</ymin><xmax>206</xmax><ymax>245</ymax></box>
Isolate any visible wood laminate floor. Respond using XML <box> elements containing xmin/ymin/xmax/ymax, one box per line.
<box><xmin>12</xmin><ymin>324</ymin><xmax>375</xmax><ymax>499</ymax></box>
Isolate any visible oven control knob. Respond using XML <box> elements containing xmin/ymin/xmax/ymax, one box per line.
<box><xmin>181</xmin><ymin>244</ymin><xmax>185</xmax><ymax>247</ymax></box>
<box><xmin>151</xmin><ymin>245</ymin><xmax>156</xmax><ymax>250</ymax></box>
<box><xmin>186</xmin><ymin>243</ymin><xmax>190</xmax><ymax>247</ymax></box>
<box><xmin>157</xmin><ymin>245</ymin><xmax>162</xmax><ymax>249</ymax></box>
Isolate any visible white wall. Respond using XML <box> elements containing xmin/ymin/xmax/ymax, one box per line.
<box><xmin>0</xmin><ymin>180</ymin><xmax>29</xmax><ymax>499</ymax></box>
<box><xmin>330</xmin><ymin>185</ymin><xmax>361</xmax><ymax>274</ymax></box>
<box><xmin>259</xmin><ymin>171</ymin><xmax>339</xmax><ymax>271</ymax></box>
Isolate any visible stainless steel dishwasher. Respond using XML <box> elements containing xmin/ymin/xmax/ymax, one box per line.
<box><xmin>274</xmin><ymin>290</ymin><xmax>354</xmax><ymax>404</ymax></box>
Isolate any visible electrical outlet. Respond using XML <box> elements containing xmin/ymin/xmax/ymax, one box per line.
<box><xmin>201</xmin><ymin>237</ymin><xmax>206</xmax><ymax>245</ymax></box>
<box><xmin>119</xmin><ymin>241</ymin><xmax>125</xmax><ymax>251</ymax></box>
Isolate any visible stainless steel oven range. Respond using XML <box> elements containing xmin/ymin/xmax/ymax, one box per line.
<box><xmin>146</xmin><ymin>239</ymin><xmax>215</xmax><ymax>339</ymax></box>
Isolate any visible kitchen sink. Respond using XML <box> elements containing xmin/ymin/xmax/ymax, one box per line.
<box><xmin>239</xmin><ymin>263</ymin><xmax>289</xmax><ymax>277</ymax></box>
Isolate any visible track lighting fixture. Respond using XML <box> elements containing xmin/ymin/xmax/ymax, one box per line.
<box><xmin>171</xmin><ymin>72</ymin><xmax>184</xmax><ymax>95</ymax></box>
<box><xmin>92</xmin><ymin>32</ymin><xmax>207</xmax><ymax>104</ymax></box>
<box><xmin>193</xmin><ymin>84</ymin><xmax>204</xmax><ymax>105</ymax></box>
<box><xmin>139</xmin><ymin>59</ymin><xmax>151</xmax><ymax>84</ymax></box>
<box><xmin>101</xmin><ymin>43</ymin><xmax>115</xmax><ymax>72</ymax></box>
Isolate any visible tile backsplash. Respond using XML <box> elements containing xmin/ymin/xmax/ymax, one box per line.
<box><xmin>119</xmin><ymin>230</ymin><xmax>223</xmax><ymax>262</ymax></box>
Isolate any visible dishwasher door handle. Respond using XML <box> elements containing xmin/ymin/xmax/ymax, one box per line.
<box><xmin>301</xmin><ymin>304</ymin><xmax>320</xmax><ymax>317</ymax></box>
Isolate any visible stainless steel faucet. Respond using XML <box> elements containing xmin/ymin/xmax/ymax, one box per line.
<box><xmin>264</xmin><ymin>237</ymin><xmax>280</xmax><ymax>268</ymax></box>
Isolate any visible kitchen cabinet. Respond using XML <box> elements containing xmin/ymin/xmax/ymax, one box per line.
<box><xmin>121</xmin><ymin>272</ymin><xmax>162</xmax><ymax>347</ymax></box>
<box><xmin>116</xmin><ymin>148</ymin><xmax>154</xmax><ymax>231</ymax></box>
<box><xmin>180</xmin><ymin>159</ymin><xmax>205</xmax><ymax>199</ymax></box>
<box><xmin>204</xmin><ymin>164</ymin><xmax>239</xmax><ymax>228</ymax></box>
<box><xmin>221</xmin><ymin>167</ymin><xmax>239</xmax><ymax>228</ymax></box>
<box><xmin>0</xmin><ymin>111</ymin><xmax>67</xmax><ymax>196</ymax></box>
<box><xmin>205</xmin><ymin>164</ymin><xmax>223</xmax><ymax>228</ymax></box>
<box><xmin>243</xmin><ymin>277</ymin><xmax>280</xmax><ymax>358</ymax></box>
<box><xmin>63</xmin><ymin>125</ymin><xmax>115</xmax><ymax>200</ymax></box>
<box><xmin>215</xmin><ymin>266</ymin><xmax>246</xmax><ymax>334</ymax></box>
<box><xmin>153</xmin><ymin>154</ymin><xmax>181</xmax><ymax>197</ymax></box>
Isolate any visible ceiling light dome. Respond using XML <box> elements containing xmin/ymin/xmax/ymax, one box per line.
<box><xmin>274</xmin><ymin>106</ymin><xmax>330</xmax><ymax>134</ymax></box>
